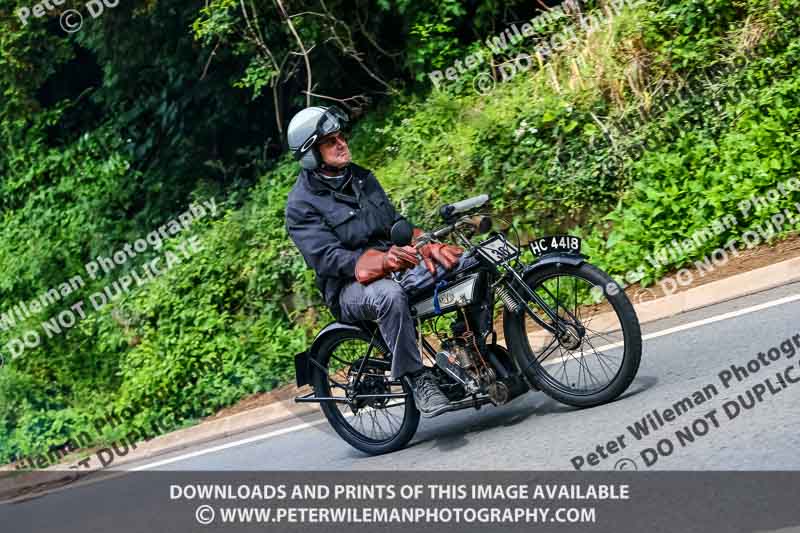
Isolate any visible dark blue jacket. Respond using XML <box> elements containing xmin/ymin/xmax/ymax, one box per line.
<box><xmin>285</xmin><ymin>163</ymin><xmax>404</xmax><ymax>319</ymax></box>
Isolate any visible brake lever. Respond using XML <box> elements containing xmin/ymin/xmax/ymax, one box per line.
<box><xmin>418</xmin><ymin>218</ymin><xmax>474</xmax><ymax>245</ymax></box>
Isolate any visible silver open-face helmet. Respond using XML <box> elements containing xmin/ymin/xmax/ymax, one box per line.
<box><xmin>287</xmin><ymin>105</ymin><xmax>349</xmax><ymax>170</ymax></box>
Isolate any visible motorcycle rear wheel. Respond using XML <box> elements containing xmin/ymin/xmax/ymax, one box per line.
<box><xmin>311</xmin><ymin>328</ymin><xmax>420</xmax><ymax>455</ymax></box>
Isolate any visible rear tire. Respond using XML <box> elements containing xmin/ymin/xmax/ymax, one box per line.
<box><xmin>503</xmin><ymin>262</ymin><xmax>642</xmax><ymax>408</ymax></box>
<box><xmin>311</xmin><ymin>328</ymin><xmax>420</xmax><ymax>455</ymax></box>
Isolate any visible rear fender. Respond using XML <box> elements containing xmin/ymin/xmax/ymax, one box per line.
<box><xmin>294</xmin><ymin>321</ymin><xmax>374</xmax><ymax>387</ymax></box>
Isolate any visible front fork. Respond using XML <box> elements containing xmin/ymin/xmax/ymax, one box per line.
<box><xmin>495</xmin><ymin>266</ymin><xmax>584</xmax><ymax>341</ymax></box>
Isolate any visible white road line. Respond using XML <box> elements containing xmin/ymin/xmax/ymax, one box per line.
<box><xmin>132</xmin><ymin>292</ymin><xmax>800</xmax><ymax>471</ymax></box>
<box><xmin>129</xmin><ymin>418</ymin><xmax>330</xmax><ymax>471</ymax></box>
<box><xmin>637</xmin><ymin>292</ymin><xmax>800</xmax><ymax>342</ymax></box>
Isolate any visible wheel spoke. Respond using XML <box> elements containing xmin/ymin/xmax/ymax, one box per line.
<box><xmin>582</xmin><ymin>325</ymin><xmax>623</xmax><ymax>346</ymax></box>
<box><xmin>583</xmin><ymin>336</ymin><xmax>621</xmax><ymax>377</ymax></box>
<box><xmin>536</xmin><ymin>337</ymin><xmax>560</xmax><ymax>363</ymax></box>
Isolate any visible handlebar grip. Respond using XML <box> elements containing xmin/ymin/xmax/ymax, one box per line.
<box><xmin>440</xmin><ymin>194</ymin><xmax>490</xmax><ymax>219</ymax></box>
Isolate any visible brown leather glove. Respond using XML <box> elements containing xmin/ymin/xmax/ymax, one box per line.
<box><xmin>412</xmin><ymin>228</ymin><xmax>464</xmax><ymax>275</ymax></box>
<box><xmin>422</xmin><ymin>242</ymin><xmax>464</xmax><ymax>273</ymax></box>
<box><xmin>355</xmin><ymin>246</ymin><xmax>419</xmax><ymax>285</ymax></box>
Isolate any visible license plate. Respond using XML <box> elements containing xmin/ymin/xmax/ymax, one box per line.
<box><xmin>477</xmin><ymin>234</ymin><xmax>520</xmax><ymax>263</ymax></box>
<box><xmin>529</xmin><ymin>235</ymin><xmax>582</xmax><ymax>256</ymax></box>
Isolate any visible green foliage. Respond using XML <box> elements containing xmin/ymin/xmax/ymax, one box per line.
<box><xmin>580</xmin><ymin>37</ymin><xmax>800</xmax><ymax>284</ymax></box>
<box><xmin>1</xmin><ymin>0</ymin><xmax>800</xmax><ymax>467</ymax></box>
<box><xmin>405</xmin><ymin>1</ymin><xmax>468</xmax><ymax>80</ymax></box>
<box><xmin>112</xmin><ymin>165</ymin><xmax>313</xmax><ymax>423</ymax></box>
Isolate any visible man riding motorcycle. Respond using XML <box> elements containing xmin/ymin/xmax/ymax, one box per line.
<box><xmin>284</xmin><ymin>105</ymin><xmax>470</xmax><ymax>417</ymax></box>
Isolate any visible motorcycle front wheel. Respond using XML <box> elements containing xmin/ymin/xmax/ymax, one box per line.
<box><xmin>503</xmin><ymin>262</ymin><xmax>642</xmax><ymax>408</ymax></box>
<box><xmin>311</xmin><ymin>327</ymin><xmax>420</xmax><ymax>455</ymax></box>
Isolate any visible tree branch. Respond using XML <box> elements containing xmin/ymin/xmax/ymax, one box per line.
<box><xmin>301</xmin><ymin>90</ymin><xmax>370</xmax><ymax>112</ymax></box>
<box><xmin>200</xmin><ymin>41</ymin><xmax>221</xmax><ymax>81</ymax></box>
<box><xmin>275</xmin><ymin>0</ymin><xmax>312</xmax><ymax>107</ymax></box>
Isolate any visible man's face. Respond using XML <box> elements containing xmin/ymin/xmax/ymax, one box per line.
<box><xmin>318</xmin><ymin>131</ymin><xmax>351</xmax><ymax>169</ymax></box>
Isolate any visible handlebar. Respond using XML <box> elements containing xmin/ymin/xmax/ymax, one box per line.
<box><xmin>402</xmin><ymin>195</ymin><xmax>491</xmax><ymax>249</ymax></box>
<box><xmin>414</xmin><ymin>215</ymin><xmax>482</xmax><ymax>249</ymax></box>
<box><xmin>439</xmin><ymin>194</ymin><xmax>490</xmax><ymax>220</ymax></box>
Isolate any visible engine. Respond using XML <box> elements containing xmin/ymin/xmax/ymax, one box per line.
<box><xmin>435</xmin><ymin>320</ymin><xmax>509</xmax><ymax>404</ymax></box>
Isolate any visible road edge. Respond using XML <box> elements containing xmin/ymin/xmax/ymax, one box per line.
<box><xmin>2</xmin><ymin>255</ymin><xmax>799</xmax><ymax>498</ymax></box>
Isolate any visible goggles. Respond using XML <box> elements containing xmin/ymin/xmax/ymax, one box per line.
<box><xmin>293</xmin><ymin>106</ymin><xmax>349</xmax><ymax>160</ymax></box>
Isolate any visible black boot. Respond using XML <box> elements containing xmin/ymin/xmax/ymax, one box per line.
<box><xmin>404</xmin><ymin>369</ymin><xmax>450</xmax><ymax>418</ymax></box>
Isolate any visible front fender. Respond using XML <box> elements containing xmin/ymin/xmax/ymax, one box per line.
<box><xmin>294</xmin><ymin>321</ymin><xmax>365</xmax><ymax>387</ymax></box>
<box><xmin>522</xmin><ymin>252</ymin><xmax>587</xmax><ymax>278</ymax></box>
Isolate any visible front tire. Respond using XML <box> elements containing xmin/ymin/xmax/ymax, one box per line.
<box><xmin>503</xmin><ymin>262</ymin><xmax>642</xmax><ymax>408</ymax></box>
<box><xmin>311</xmin><ymin>328</ymin><xmax>420</xmax><ymax>455</ymax></box>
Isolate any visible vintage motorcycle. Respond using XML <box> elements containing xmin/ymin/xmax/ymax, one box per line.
<box><xmin>294</xmin><ymin>194</ymin><xmax>642</xmax><ymax>455</ymax></box>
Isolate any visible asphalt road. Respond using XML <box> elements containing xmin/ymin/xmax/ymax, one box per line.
<box><xmin>4</xmin><ymin>282</ymin><xmax>800</xmax><ymax>533</ymax></box>
<box><xmin>116</xmin><ymin>280</ymin><xmax>800</xmax><ymax>472</ymax></box>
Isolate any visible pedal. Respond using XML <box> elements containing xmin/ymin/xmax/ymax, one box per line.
<box><xmin>423</xmin><ymin>395</ymin><xmax>493</xmax><ymax>417</ymax></box>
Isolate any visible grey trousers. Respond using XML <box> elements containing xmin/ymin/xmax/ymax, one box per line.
<box><xmin>338</xmin><ymin>253</ymin><xmax>478</xmax><ymax>379</ymax></box>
